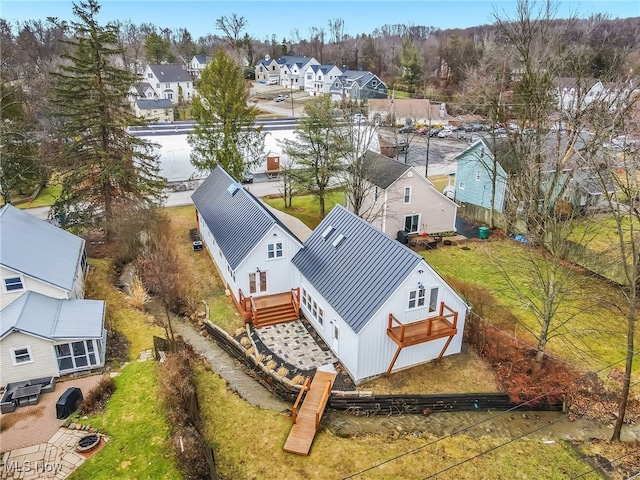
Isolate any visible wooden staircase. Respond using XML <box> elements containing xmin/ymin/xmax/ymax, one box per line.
<box><xmin>283</xmin><ymin>370</ymin><xmax>337</xmax><ymax>455</ymax></box>
<box><xmin>253</xmin><ymin>301</ymin><xmax>299</xmax><ymax>327</ymax></box>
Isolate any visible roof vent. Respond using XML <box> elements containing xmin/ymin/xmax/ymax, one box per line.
<box><xmin>321</xmin><ymin>226</ymin><xmax>335</xmax><ymax>239</ymax></box>
<box><xmin>331</xmin><ymin>233</ymin><xmax>345</xmax><ymax>248</ymax></box>
<box><xmin>227</xmin><ymin>184</ymin><xmax>240</xmax><ymax>196</ymax></box>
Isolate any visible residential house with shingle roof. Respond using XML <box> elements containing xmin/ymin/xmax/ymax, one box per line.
<box><xmin>330</xmin><ymin>70</ymin><xmax>388</xmax><ymax>101</ymax></box>
<box><xmin>292</xmin><ymin>205</ymin><xmax>468</xmax><ymax>383</ymax></box>
<box><xmin>142</xmin><ymin>64</ymin><xmax>196</xmax><ymax>105</ymax></box>
<box><xmin>134</xmin><ymin>98</ymin><xmax>174</xmax><ymax>122</ymax></box>
<box><xmin>0</xmin><ymin>205</ymin><xmax>88</xmax><ymax>310</ymax></box>
<box><xmin>188</xmin><ymin>55</ymin><xmax>212</xmax><ymax>78</ymax></box>
<box><xmin>304</xmin><ymin>64</ymin><xmax>343</xmax><ymax>96</ymax></box>
<box><xmin>368</xmin><ymin>98</ymin><xmax>452</xmax><ymax>127</ymax></box>
<box><xmin>353</xmin><ymin>152</ymin><xmax>458</xmax><ymax>237</ymax></box>
<box><xmin>191</xmin><ymin>166</ymin><xmax>304</xmax><ymax>325</ymax></box>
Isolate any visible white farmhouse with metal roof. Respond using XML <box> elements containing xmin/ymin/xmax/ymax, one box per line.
<box><xmin>0</xmin><ymin>291</ymin><xmax>106</xmax><ymax>386</ymax></box>
<box><xmin>0</xmin><ymin>205</ymin><xmax>88</xmax><ymax>310</ymax></box>
<box><xmin>292</xmin><ymin>205</ymin><xmax>468</xmax><ymax>384</ymax></box>
<box><xmin>191</xmin><ymin>166</ymin><xmax>304</xmax><ymax>326</ymax></box>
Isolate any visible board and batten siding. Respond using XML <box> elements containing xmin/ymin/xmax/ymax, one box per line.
<box><xmin>0</xmin><ymin>266</ymin><xmax>68</xmax><ymax>310</ymax></box>
<box><xmin>298</xmin><ymin>278</ymin><xmax>360</xmax><ymax>379</ymax></box>
<box><xmin>198</xmin><ymin>213</ymin><xmax>230</xmax><ymax>284</ymax></box>
<box><xmin>0</xmin><ymin>332</ymin><xmax>58</xmax><ymax>386</ymax></box>
<box><xmin>383</xmin><ymin>172</ymin><xmax>457</xmax><ymax>236</ymax></box>
<box><xmin>238</xmin><ymin>225</ymin><xmax>302</xmax><ymax>297</ymax></box>
<box><xmin>355</xmin><ymin>261</ymin><xmax>467</xmax><ymax>383</ymax></box>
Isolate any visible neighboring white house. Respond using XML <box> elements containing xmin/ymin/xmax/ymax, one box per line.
<box><xmin>278</xmin><ymin>56</ymin><xmax>320</xmax><ymax>89</ymax></box>
<box><xmin>0</xmin><ymin>291</ymin><xmax>106</xmax><ymax>386</ymax></box>
<box><xmin>142</xmin><ymin>64</ymin><xmax>196</xmax><ymax>105</ymax></box>
<box><xmin>255</xmin><ymin>55</ymin><xmax>281</xmax><ymax>84</ymax></box>
<box><xmin>0</xmin><ymin>205</ymin><xmax>88</xmax><ymax>310</ymax></box>
<box><xmin>304</xmin><ymin>64</ymin><xmax>343</xmax><ymax>96</ymax></box>
<box><xmin>188</xmin><ymin>55</ymin><xmax>212</xmax><ymax>78</ymax></box>
<box><xmin>134</xmin><ymin>98</ymin><xmax>175</xmax><ymax>122</ymax></box>
<box><xmin>354</xmin><ymin>151</ymin><xmax>458</xmax><ymax>236</ymax></box>
<box><xmin>368</xmin><ymin>98</ymin><xmax>452</xmax><ymax>127</ymax></box>
<box><xmin>191</xmin><ymin>166</ymin><xmax>304</xmax><ymax>324</ymax></box>
<box><xmin>292</xmin><ymin>205</ymin><xmax>468</xmax><ymax>384</ymax></box>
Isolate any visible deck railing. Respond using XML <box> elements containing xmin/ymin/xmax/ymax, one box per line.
<box><xmin>238</xmin><ymin>289</ymin><xmax>251</xmax><ymax>312</ymax></box>
<box><xmin>249</xmin><ymin>296</ymin><xmax>258</xmax><ymax>324</ymax></box>
<box><xmin>387</xmin><ymin>302</ymin><xmax>458</xmax><ymax>343</ymax></box>
<box><xmin>292</xmin><ymin>377</ymin><xmax>311</xmax><ymax>424</ymax></box>
<box><xmin>315</xmin><ymin>381</ymin><xmax>332</xmax><ymax>430</ymax></box>
<box><xmin>291</xmin><ymin>287</ymin><xmax>300</xmax><ymax>317</ymax></box>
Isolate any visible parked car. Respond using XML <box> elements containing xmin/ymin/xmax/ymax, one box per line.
<box><xmin>416</xmin><ymin>127</ymin><xmax>429</xmax><ymax>136</ymax></box>
<box><xmin>429</xmin><ymin>127</ymin><xmax>443</xmax><ymax>137</ymax></box>
<box><xmin>438</xmin><ymin>129</ymin><xmax>453</xmax><ymax>138</ymax></box>
<box><xmin>275</xmin><ymin>94</ymin><xmax>286</xmax><ymax>102</ymax></box>
<box><xmin>352</xmin><ymin>113</ymin><xmax>367</xmax><ymax>124</ymax></box>
<box><xmin>266</xmin><ymin>79</ymin><xmax>278</xmax><ymax>85</ymax></box>
<box><xmin>398</xmin><ymin>125</ymin><xmax>415</xmax><ymax>134</ymax></box>
<box><xmin>241</xmin><ymin>170</ymin><xmax>254</xmax><ymax>183</ymax></box>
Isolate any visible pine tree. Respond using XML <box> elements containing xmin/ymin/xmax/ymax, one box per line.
<box><xmin>51</xmin><ymin>0</ymin><xmax>164</xmax><ymax>240</ymax></box>
<box><xmin>188</xmin><ymin>48</ymin><xmax>264</xmax><ymax>181</ymax></box>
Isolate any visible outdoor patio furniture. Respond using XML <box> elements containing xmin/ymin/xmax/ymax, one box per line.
<box><xmin>13</xmin><ymin>384</ymin><xmax>42</xmax><ymax>407</ymax></box>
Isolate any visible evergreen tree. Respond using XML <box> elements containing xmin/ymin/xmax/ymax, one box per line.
<box><xmin>188</xmin><ymin>48</ymin><xmax>264</xmax><ymax>181</ymax></box>
<box><xmin>51</xmin><ymin>0</ymin><xmax>164</xmax><ymax>240</ymax></box>
<box><xmin>0</xmin><ymin>81</ymin><xmax>42</xmax><ymax>204</ymax></box>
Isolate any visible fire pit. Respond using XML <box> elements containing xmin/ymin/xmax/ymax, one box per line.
<box><xmin>76</xmin><ymin>433</ymin><xmax>101</xmax><ymax>453</ymax></box>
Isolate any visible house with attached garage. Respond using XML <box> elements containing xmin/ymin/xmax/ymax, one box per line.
<box><xmin>191</xmin><ymin>166</ymin><xmax>304</xmax><ymax>326</ymax></box>
<box><xmin>330</xmin><ymin>70</ymin><xmax>388</xmax><ymax>101</ymax></box>
<box><xmin>0</xmin><ymin>291</ymin><xmax>106</xmax><ymax>386</ymax></box>
<box><xmin>0</xmin><ymin>205</ymin><xmax>88</xmax><ymax>310</ymax></box>
<box><xmin>134</xmin><ymin>98</ymin><xmax>175</xmax><ymax>122</ymax></box>
<box><xmin>277</xmin><ymin>55</ymin><xmax>320</xmax><ymax>90</ymax></box>
<box><xmin>291</xmin><ymin>205</ymin><xmax>468</xmax><ymax>384</ymax></box>
<box><xmin>352</xmin><ymin>151</ymin><xmax>458</xmax><ymax>237</ymax></box>
<box><xmin>304</xmin><ymin>64</ymin><xmax>343</xmax><ymax>96</ymax></box>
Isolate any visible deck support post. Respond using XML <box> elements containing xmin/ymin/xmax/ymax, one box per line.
<box><xmin>436</xmin><ymin>335</ymin><xmax>455</xmax><ymax>362</ymax></box>
<box><xmin>386</xmin><ymin>345</ymin><xmax>403</xmax><ymax>377</ymax></box>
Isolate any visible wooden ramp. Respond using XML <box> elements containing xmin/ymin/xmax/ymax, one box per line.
<box><xmin>283</xmin><ymin>370</ymin><xmax>337</xmax><ymax>456</ymax></box>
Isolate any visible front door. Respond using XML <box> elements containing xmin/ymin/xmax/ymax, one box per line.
<box><xmin>249</xmin><ymin>271</ymin><xmax>267</xmax><ymax>294</ymax></box>
<box><xmin>332</xmin><ymin>322</ymin><xmax>339</xmax><ymax>354</ymax></box>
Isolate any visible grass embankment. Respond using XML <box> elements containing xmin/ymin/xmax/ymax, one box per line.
<box><xmin>69</xmin><ymin>259</ymin><xmax>180</xmax><ymax>479</ymax></box>
<box><xmin>195</xmin><ymin>363</ymin><xmax>589</xmax><ymax>479</ymax></box>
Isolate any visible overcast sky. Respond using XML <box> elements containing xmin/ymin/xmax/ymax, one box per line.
<box><xmin>2</xmin><ymin>0</ymin><xmax>639</xmax><ymax>39</ymax></box>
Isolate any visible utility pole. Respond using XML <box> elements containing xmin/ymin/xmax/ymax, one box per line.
<box><xmin>390</xmin><ymin>44</ymin><xmax>396</xmax><ymax>95</ymax></box>
<box><xmin>290</xmin><ymin>79</ymin><xmax>294</xmax><ymax>118</ymax></box>
<box><xmin>425</xmin><ymin>99</ymin><xmax>431</xmax><ymax>178</ymax></box>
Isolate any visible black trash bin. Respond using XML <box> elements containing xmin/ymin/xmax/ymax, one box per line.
<box><xmin>397</xmin><ymin>230</ymin><xmax>409</xmax><ymax>244</ymax></box>
<box><xmin>56</xmin><ymin>387</ymin><xmax>83</xmax><ymax>419</ymax></box>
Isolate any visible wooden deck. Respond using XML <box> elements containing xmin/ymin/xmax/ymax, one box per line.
<box><xmin>237</xmin><ymin>289</ymin><xmax>300</xmax><ymax>327</ymax></box>
<box><xmin>283</xmin><ymin>370</ymin><xmax>336</xmax><ymax>456</ymax></box>
<box><xmin>386</xmin><ymin>302</ymin><xmax>459</xmax><ymax>377</ymax></box>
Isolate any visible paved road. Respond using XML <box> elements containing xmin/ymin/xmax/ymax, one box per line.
<box><xmin>128</xmin><ymin>117</ymin><xmax>299</xmax><ymax>137</ymax></box>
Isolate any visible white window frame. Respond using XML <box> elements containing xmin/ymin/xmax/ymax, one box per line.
<box><xmin>11</xmin><ymin>346</ymin><xmax>33</xmax><ymax>365</ymax></box>
<box><xmin>267</xmin><ymin>242</ymin><xmax>283</xmax><ymax>259</ymax></box>
<box><xmin>459</xmin><ymin>182</ymin><xmax>466</xmax><ymax>190</ymax></box>
<box><xmin>3</xmin><ymin>275</ymin><xmax>25</xmax><ymax>293</ymax></box>
<box><xmin>429</xmin><ymin>287</ymin><xmax>439</xmax><ymax>312</ymax></box>
<box><xmin>407</xmin><ymin>288</ymin><xmax>426</xmax><ymax>310</ymax></box>
<box><xmin>404</xmin><ymin>186</ymin><xmax>411</xmax><ymax>204</ymax></box>
<box><xmin>404</xmin><ymin>214</ymin><xmax>420</xmax><ymax>233</ymax></box>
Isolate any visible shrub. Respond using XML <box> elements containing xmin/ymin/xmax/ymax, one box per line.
<box><xmin>123</xmin><ymin>275</ymin><xmax>149</xmax><ymax>310</ymax></box>
<box><xmin>78</xmin><ymin>375</ymin><xmax>116</xmax><ymax>415</ymax></box>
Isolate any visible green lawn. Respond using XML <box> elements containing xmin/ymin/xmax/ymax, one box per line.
<box><xmin>262</xmin><ymin>190</ymin><xmax>345</xmax><ymax>229</ymax></box>
<box><xmin>68</xmin><ymin>362</ymin><xmax>181</xmax><ymax>480</ymax></box>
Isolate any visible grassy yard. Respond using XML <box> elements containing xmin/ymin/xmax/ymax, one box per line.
<box><xmin>194</xmin><ymin>363</ymin><xmax>590</xmax><ymax>479</ymax></box>
<box><xmin>68</xmin><ymin>362</ymin><xmax>181</xmax><ymax>480</ymax></box>
<box><xmin>262</xmin><ymin>190</ymin><xmax>344</xmax><ymax>229</ymax></box>
<box><xmin>428</xmin><ymin>173</ymin><xmax>452</xmax><ymax>194</ymax></box>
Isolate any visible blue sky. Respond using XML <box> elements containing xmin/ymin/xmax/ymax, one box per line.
<box><xmin>2</xmin><ymin>0</ymin><xmax>639</xmax><ymax>39</ymax></box>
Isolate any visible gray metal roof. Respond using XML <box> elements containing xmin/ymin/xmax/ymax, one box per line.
<box><xmin>363</xmin><ymin>151</ymin><xmax>411</xmax><ymax>189</ymax></box>
<box><xmin>0</xmin><ymin>205</ymin><xmax>85</xmax><ymax>291</ymax></box>
<box><xmin>0</xmin><ymin>291</ymin><xmax>105</xmax><ymax>340</ymax></box>
<box><xmin>191</xmin><ymin>166</ymin><xmax>301</xmax><ymax>270</ymax></box>
<box><xmin>136</xmin><ymin>99</ymin><xmax>173</xmax><ymax>109</ymax></box>
<box><xmin>291</xmin><ymin>205</ymin><xmax>422</xmax><ymax>333</ymax></box>
<box><xmin>148</xmin><ymin>64</ymin><xmax>193</xmax><ymax>82</ymax></box>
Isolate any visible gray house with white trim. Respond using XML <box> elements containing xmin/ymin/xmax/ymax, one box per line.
<box><xmin>0</xmin><ymin>205</ymin><xmax>88</xmax><ymax>310</ymax></box>
<box><xmin>0</xmin><ymin>291</ymin><xmax>106</xmax><ymax>386</ymax></box>
<box><xmin>292</xmin><ymin>205</ymin><xmax>468</xmax><ymax>384</ymax></box>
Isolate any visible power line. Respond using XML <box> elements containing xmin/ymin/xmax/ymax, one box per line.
<box><xmin>570</xmin><ymin>447</ymin><xmax>640</xmax><ymax>480</ymax></box>
<box><xmin>341</xmin><ymin>351</ymin><xmax>639</xmax><ymax>479</ymax></box>
<box><xmin>422</xmin><ymin>379</ymin><xmax>640</xmax><ymax>479</ymax></box>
